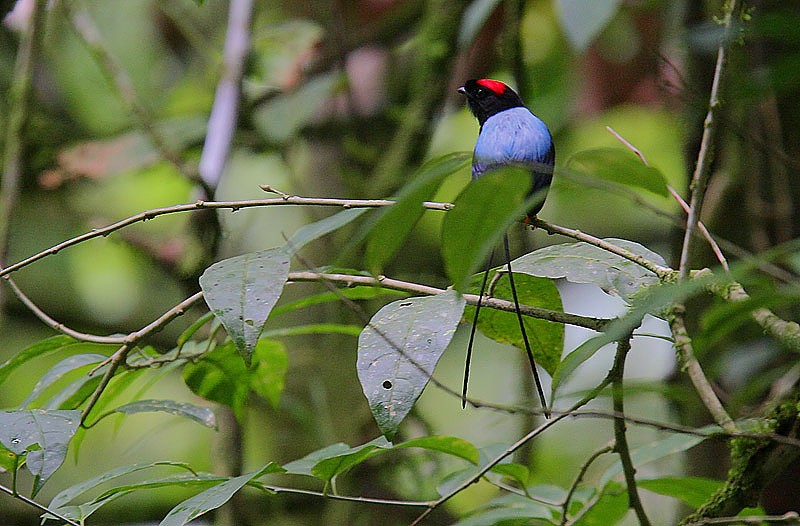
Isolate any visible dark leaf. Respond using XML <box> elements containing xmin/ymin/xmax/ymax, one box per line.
<box><xmin>442</xmin><ymin>166</ymin><xmax>534</xmax><ymax>291</ymax></box>
<box><xmin>357</xmin><ymin>291</ymin><xmax>465</xmax><ymax>439</ymax></box>
<box><xmin>365</xmin><ymin>152</ymin><xmax>471</xmax><ymax>273</ymax></box>
<box><xmin>199</xmin><ymin>247</ymin><xmax>290</xmax><ymax>364</ymax></box>
<box><xmin>106</xmin><ymin>400</ymin><xmax>217</xmax><ymax>429</ymax></box>
<box><xmin>465</xmin><ymin>270</ymin><xmax>563</xmax><ymax>375</ymax></box>
<box><xmin>566</xmin><ymin>147</ymin><xmax>668</xmax><ymax>197</ymax></box>
<box><xmin>511</xmin><ymin>239</ymin><xmax>666</xmax><ymax>303</ymax></box>
<box><xmin>0</xmin><ymin>410</ymin><xmax>80</xmax><ymax>496</ymax></box>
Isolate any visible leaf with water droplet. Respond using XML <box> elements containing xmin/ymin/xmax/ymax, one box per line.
<box><xmin>199</xmin><ymin>247</ymin><xmax>290</xmax><ymax>365</ymax></box>
<box><xmin>357</xmin><ymin>291</ymin><xmax>465</xmax><ymax>439</ymax></box>
<box><xmin>0</xmin><ymin>409</ymin><xmax>80</xmax><ymax>496</ymax></box>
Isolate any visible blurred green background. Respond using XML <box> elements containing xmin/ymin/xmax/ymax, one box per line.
<box><xmin>1</xmin><ymin>0</ymin><xmax>799</xmax><ymax>524</ymax></box>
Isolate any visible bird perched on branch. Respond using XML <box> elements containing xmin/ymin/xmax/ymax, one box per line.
<box><xmin>457</xmin><ymin>78</ymin><xmax>555</xmax><ymax>416</ymax></box>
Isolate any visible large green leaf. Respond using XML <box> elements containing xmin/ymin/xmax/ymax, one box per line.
<box><xmin>442</xmin><ymin>167</ymin><xmax>534</xmax><ymax>291</ymax></box>
<box><xmin>0</xmin><ymin>336</ymin><xmax>79</xmax><ymax>386</ymax></box>
<box><xmin>20</xmin><ymin>353</ymin><xmax>107</xmax><ymax>408</ymax></box>
<box><xmin>158</xmin><ymin>463</ymin><xmax>282</xmax><ymax>526</ymax></box>
<box><xmin>573</xmin><ymin>480</ymin><xmax>627</xmax><ymax>526</ymax></box>
<box><xmin>357</xmin><ymin>291</ymin><xmax>465</xmax><ymax>439</ymax></box>
<box><xmin>0</xmin><ymin>410</ymin><xmax>80</xmax><ymax>496</ymax></box>
<box><xmin>464</xmin><ymin>269</ymin><xmax>563</xmax><ymax>375</ymax></box>
<box><xmin>49</xmin><ymin>461</ymin><xmax>196</xmax><ymax>510</ymax></box>
<box><xmin>103</xmin><ymin>400</ymin><xmax>217</xmax><ymax>429</ymax></box>
<box><xmin>555</xmin><ymin>0</ymin><xmax>623</xmax><ymax>51</ymax></box>
<box><xmin>566</xmin><ymin>147</ymin><xmax>669</xmax><ymax>197</ymax></box>
<box><xmin>638</xmin><ymin>477</ymin><xmax>723</xmax><ymax>509</ymax></box>
<box><xmin>183</xmin><ymin>339</ymin><xmax>287</xmax><ymax>419</ymax></box>
<box><xmin>285</xmin><ymin>207</ymin><xmax>368</xmax><ymax>255</ymax></box>
<box><xmin>199</xmin><ymin>247</ymin><xmax>290</xmax><ymax>364</ymax></box>
<box><xmin>365</xmin><ymin>152</ymin><xmax>471</xmax><ymax>273</ymax></box>
<box><xmin>511</xmin><ymin>239</ymin><xmax>666</xmax><ymax>304</ymax></box>
<box><xmin>600</xmin><ymin>425</ymin><xmax>719</xmax><ymax>486</ymax></box>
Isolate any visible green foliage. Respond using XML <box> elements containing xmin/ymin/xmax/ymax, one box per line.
<box><xmin>199</xmin><ymin>247</ymin><xmax>290</xmax><ymax>364</ymax></box>
<box><xmin>465</xmin><ymin>269</ymin><xmax>564</xmax><ymax>375</ymax></box>
<box><xmin>356</xmin><ymin>291</ymin><xmax>465</xmax><ymax>439</ymax></box>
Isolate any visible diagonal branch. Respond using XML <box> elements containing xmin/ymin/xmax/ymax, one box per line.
<box><xmin>678</xmin><ymin>0</ymin><xmax>739</xmax><ymax>279</ymax></box>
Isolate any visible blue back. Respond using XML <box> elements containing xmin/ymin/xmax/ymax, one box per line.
<box><xmin>472</xmin><ymin>107</ymin><xmax>554</xmax><ymax>216</ymax></box>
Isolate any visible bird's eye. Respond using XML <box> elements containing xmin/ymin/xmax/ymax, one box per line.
<box><xmin>475</xmin><ymin>87</ymin><xmax>487</xmax><ymax>97</ymax></box>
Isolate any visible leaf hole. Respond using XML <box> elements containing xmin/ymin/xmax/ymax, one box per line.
<box><xmin>382</xmin><ymin>380</ymin><xmax>393</xmax><ymax>390</ymax></box>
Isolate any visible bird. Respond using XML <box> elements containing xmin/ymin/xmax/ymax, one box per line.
<box><xmin>457</xmin><ymin>78</ymin><xmax>555</xmax><ymax>416</ymax></box>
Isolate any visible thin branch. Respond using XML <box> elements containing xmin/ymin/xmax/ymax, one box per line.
<box><xmin>259</xmin><ymin>483</ymin><xmax>436</xmax><ymax>507</ymax></box>
<box><xmin>286</xmin><ymin>271</ymin><xmax>609</xmax><ymax>331</ymax></box>
<box><xmin>668</xmin><ymin>304</ymin><xmax>737</xmax><ymax>434</ymax></box>
<box><xmin>2</xmin><ymin>275</ymin><xmax>129</xmax><ymax>344</ymax></box>
<box><xmin>678</xmin><ymin>0</ymin><xmax>739</xmax><ymax>279</ymax></box>
<box><xmin>610</xmin><ymin>334</ymin><xmax>651</xmax><ymax>526</ymax></box>
<box><xmin>198</xmin><ymin>0</ymin><xmax>253</xmax><ymax>187</ymax></box>
<box><xmin>684</xmin><ymin>512</ymin><xmax>800</xmax><ymax>525</ymax></box>
<box><xmin>80</xmin><ymin>291</ymin><xmax>205</xmax><ymax>423</ymax></box>
<box><xmin>532</xmin><ymin>218</ymin><xmax>675</xmax><ymax>279</ymax></box>
<box><xmin>0</xmin><ymin>481</ymin><xmax>80</xmax><ymax>526</ymax></box>
<box><xmin>409</xmin><ymin>380</ymin><xmax>611</xmax><ymax>525</ymax></box>
<box><xmin>560</xmin><ymin>444</ymin><xmax>615</xmax><ymax>525</ymax></box>
<box><xmin>0</xmin><ymin>195</ymin><xmax>451</xmax><ymax>278</ymax></box>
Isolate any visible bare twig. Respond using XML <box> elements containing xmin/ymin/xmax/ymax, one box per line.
<box><xmin>409</xmin><ymin>380</ymin><xmax>611</xmax><ymax>525</ymax></box>
<box><xmin>532</xmin><ymin>218</ymin><xmax>675</xmax><ymax>279</ymax></box>
<box><xmin>684</xmin><ymin>511</ymin><xmax>800</xmax><ymax>525</ymax></box>
<box><xmin>560</xmin><ymin>444</ymin><xmax>615</xmax><ymax>525</ymax></box>
<box><xmin>610</xmin><ymin>334</ymin><xmax>651</xmax><ymax>526</ymax></box>
<box><xmin>668</xmin><ymin>304</ymin><xmax>737</xmax><ymax>433</ymax></box>
<box><xmin>0</xmin><ymin>481</ymin><xmax>80</xmax><ymax>526</ymax></box>
<box><xmin>80</xmin><ymin>291</ymin><xmax>204</xmax><ymax>423</ymax></box>
<box><xmin>0</xmin><ymin>195</ymin><xmax>451</xmax><ymax>278</ymax></box>
<box><xmin>678</xmin><ymin>0</ymin><xmax>739</xmax><ymax>279</ymax></box>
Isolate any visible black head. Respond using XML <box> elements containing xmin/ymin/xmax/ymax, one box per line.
<box><xmin>457</xmin><ymin>79</ymin><xmax>525</xmax><ymax>126</ymax></box>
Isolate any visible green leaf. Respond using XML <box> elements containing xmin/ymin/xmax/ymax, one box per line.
<box><xmin>396</xmin><ymin>435</ymin><xmax>479</xmax><ymax>464</ymax></box>
<box><xmin>0</xmin><ymin>335</ymin><xmax>77</xmax><ymax>386</ymax></box>
<box><xmin>183</xmin><ymin>342</ymin><xmax>249</xmax><ymax>419</ymax></box>
<box><xmin>551</xmin><ymin>274</ymin><xmax>710</xmax><ymax>394</ymax></box>
<box><xmin>183</xmin><ymin>339</ymin><xmax>286</xmax><ymax>418</ymax></box>
<box><xmin>0</xmin><ymin>410</ymin><xmax>80</xmax><ymax>496</ymax></box>
<box><xmin>451</xmin><ymin>493</ymin><xmax>553</xmax><ymax>525</ymax></box>
<box><xmin>261</xmin><ymin>323</ymin><xmax>362</xmax><ymax>338</ymax></box>
<box><xmin>566</xmin><ymin>147</ymin><xmax>669</xmax><ymax>197</ymax></box>
<box><xmin>511</xmin><ymin>239</ymin><xmax>666</xmax><ymax>303</ymax></box>
<box><xmin>158</xmin><ymin>463</ymin><xmax>282</xmax><ymax>526</ymax></box>
<box><xmin>365</xmin><ymin>152</ymin><xmax>471</xmax><ymax>273</ymax></box>
<box><xmin>20</xmin><ymin>353</ymin><xmax>107</xmax><ymax>408</ymax></box>
<box><xmin>489</xmin><ymin>462</ymin><xmax>531</xmax><ymax>487</ymax></box>
<box><xmin>573</xmin><ymin>480</ymin><xmax>627</xmax><ymax>526</ymax></box>
<box><xmin>442</xmin><ymin>166</ymin><xmax>534</xmax><ymax>291</ymax></box>
<box><xmin>199</xmin><ymin>247</ymin><xmax>290</xmax><ymax>364</ymax></box>
<box><xmin>555</xmin><ymin>0</ymin><xmax>623</xmax><ymax>51</ymax></box>
<box><xmin>105</xmin><ymin>400</ymin><xmax>217</xmax><ymax>429</ymax></box>
<box><xmin>600</xmin><ymin>426</ymin><xmax>719</xmax><ymax>486</ymax></box>
<box><xmin>357</xmin><ymin>291</ymin><xmax>466</xmax><ymax>439</ymax></box>
<box><xmin>436</xmin><ymin>443</ymin><xmax>508</xmax><ymax>497</ymax></box>
<box><xmin>310</xmin><ymin>437</ymin><xmax>392</xmax><ymax>482</ymax></box>
<box><xmin>247</xmin><ymin>339</ymin><xmax>288</xmax><ymax>408</ymax></box>
<box><xmin>464</xmin><ymin>269</ymin><xmax>563</xmax><ymax>375</ymax></box>
<box><xmin>638</xmin><ymin>476</ymin><xmax>723</xmax><ymax>509</ymax></box>
<box><xmin>49</xmin><ymin>461</ymin><xmax>196</xmax><ymax>509</ymax></box>
<box><xmin>285</xmin><ymin>207</ymin><xmax>368</xmax><ymax>255</ymax></box>
<box><xmin>176</xmin><ymin>313</ymin><xmax>214</xmax><ymax>348</ymax></box>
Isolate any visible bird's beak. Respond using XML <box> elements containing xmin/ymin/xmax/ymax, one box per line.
<box><xmin>457</xmin><ymin>86</ymin><xmax>466</xmax><ymax>95</ymax></box>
